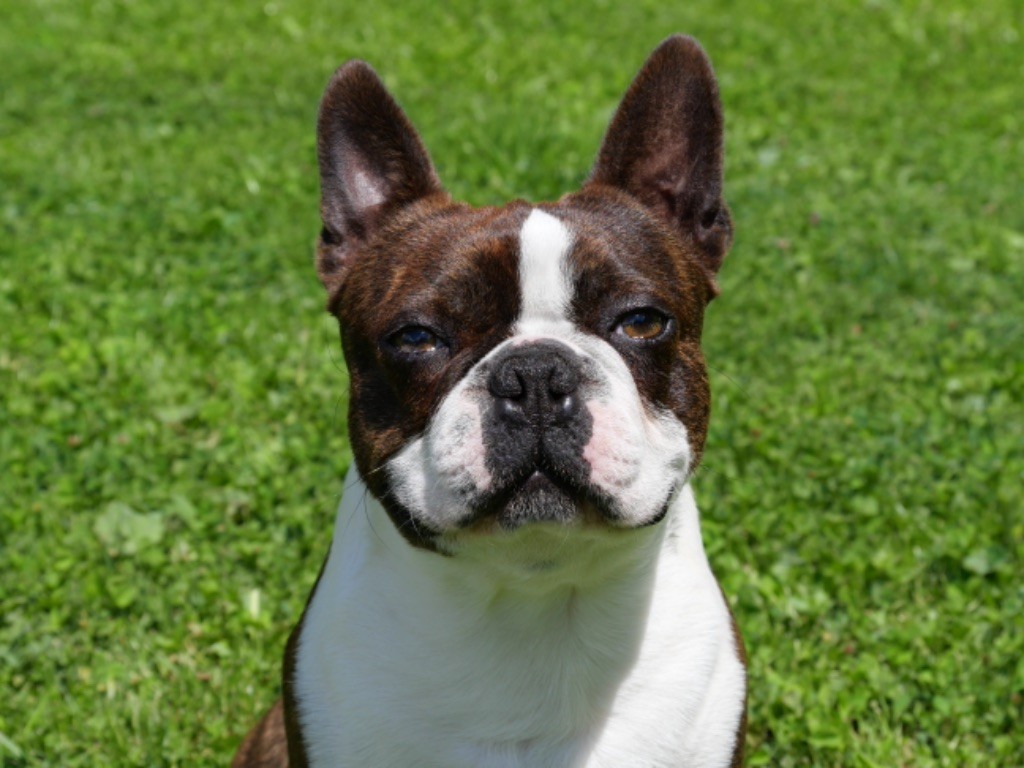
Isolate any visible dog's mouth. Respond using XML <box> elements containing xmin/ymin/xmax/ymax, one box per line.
<box><xmin>459</xmin><ymin>466</ymin><xmax>611</xmax><ymax>533</ymax></box>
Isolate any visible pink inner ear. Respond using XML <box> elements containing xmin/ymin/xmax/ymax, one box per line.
<box><xmin>348</xmin><ymin>167</ymin><xmax>386</xmax><ymax>212</ymax></box>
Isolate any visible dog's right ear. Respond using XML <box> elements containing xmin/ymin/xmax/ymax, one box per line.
<box><xmin>316</xmin><ymin>61</ymin><xmax>444</xmax><ymax>292</ymax></box>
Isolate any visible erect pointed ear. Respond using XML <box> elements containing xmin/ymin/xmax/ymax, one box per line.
<box><xmin>316</xmin><ymin>61</ymin><xmax>445</xmax><ymax>291</ymax></box>
<box><xmin>588</xmin><ymin>35</ymin><xmax>732</xmax><ymax>278</ymax></box>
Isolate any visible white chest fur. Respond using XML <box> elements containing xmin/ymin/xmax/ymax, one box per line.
<box><xmin>294</xmin><ymin>469</ymin><xmax>745</xmax><ymax>768</ymax></box>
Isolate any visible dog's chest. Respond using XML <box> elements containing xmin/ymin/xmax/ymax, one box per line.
<box><xmin>293</xmin><ymin>480</ymin><xmax>745</xmax><ymax>768</ymax></box>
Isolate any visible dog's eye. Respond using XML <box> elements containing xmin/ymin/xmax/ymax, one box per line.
<box><xmin>388</xmin><ymin>326</ymin><xmax>443</xmax><ymax>354</ymax></box>
<box><xmin>616</xmin><ymin>309</ymin><xmax>668</xmax><ymax>341</ymax></box>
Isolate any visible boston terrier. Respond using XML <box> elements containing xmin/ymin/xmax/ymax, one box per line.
<box><xmin>233</xmin><ymin>34</ymin><xmax>746</xmax><ymax>768</ymax></box>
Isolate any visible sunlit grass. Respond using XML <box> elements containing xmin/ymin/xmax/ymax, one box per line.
<box><xmin>1</xmin><ymin>0</ymin><xmax>1021</xmax><ymax>764</ymax></box>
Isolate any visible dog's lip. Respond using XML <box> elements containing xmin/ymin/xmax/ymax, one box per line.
<box><xmin>521</xmin><ymin>469</ymin><xmax>558</xmax><ymax>492</ymax></box>
<box><xmin>455</xmin><ymin>468</ymin><xmax>607</xmax><ymax>532</ymax></box>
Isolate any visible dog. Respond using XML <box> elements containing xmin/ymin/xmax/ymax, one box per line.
<box><xmin>233</xmin><ymin>34</ymin><xmax>746</xmax><ymax>768</ymax></box>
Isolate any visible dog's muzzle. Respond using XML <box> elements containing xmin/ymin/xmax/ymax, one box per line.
<box><xmin>468</xmin><ymin>340</ymin><xmax>604</xmax><ymax>529</ymax></box>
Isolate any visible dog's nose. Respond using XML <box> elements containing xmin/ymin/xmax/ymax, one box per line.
<box><xmin>488</xmin><ymin>342</ymin><xmax>581</xmax><ymax>427</ymax></box>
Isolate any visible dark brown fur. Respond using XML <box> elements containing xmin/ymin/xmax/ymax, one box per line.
<box><xmin>231</xmin><ymin>699</ymin><xmax>288</xmax><ymax>768</ymax></box>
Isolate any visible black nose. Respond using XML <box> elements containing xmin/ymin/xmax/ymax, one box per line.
<box><xmin>488</xmin><ymin>342</ymin><xmax>581</xmax><ymax>427</ymax></box>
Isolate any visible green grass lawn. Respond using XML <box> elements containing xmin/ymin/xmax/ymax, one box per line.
<box><xmin>2</xmin><ymin>0</ymin><xmax>1021</xmax><ymax>764</ymax></box>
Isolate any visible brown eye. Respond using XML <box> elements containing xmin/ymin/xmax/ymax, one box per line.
<box><xmin>389</xmin><ymin>326</ymin><xmax>442</xmax><ymax>354</ymax></box>
<box><xmin>617</xmin><ymin>309</ymin><xmax>668</xmax><ymax>340</ymax></box>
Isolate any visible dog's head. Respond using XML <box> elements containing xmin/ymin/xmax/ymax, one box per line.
<box><xmin>315</xmin><ymin>36</ymin><xmax>731</xmax><ymax>551</ymax></box>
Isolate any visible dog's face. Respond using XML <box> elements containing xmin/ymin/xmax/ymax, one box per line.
<box><xmin>316</xmin><ymin>37</ymin><xmax>731</xmax><ymax>551</ymax></box>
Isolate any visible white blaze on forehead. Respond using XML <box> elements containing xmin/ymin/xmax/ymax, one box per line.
<box><xmin>517</xmin><ymin>209</ymin><xmax>574</xmax><ymax>331</ymax></box>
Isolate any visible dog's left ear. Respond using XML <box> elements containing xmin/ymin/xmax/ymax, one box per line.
<box><xmin>316</xmin><ymin>61</ymin><xmax>445</xmax><ymax>293</ymax></box>
<box><xmin>588</xmin><ymin>35</ymin><xmax>732</xmax><ymax>282</ymax></box>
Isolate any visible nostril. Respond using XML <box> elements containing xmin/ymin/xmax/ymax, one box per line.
<box><xmin>512</xmin><ymin>372</ymin><xmax>526</xmax><ymax>399</ymax></box>
<box><xmin>495</xmin><ymin>396</ymin><xmax>529</xmax><ymax>425</ymax></box>
<box><xmin>554</xmin><ymin>393</ymin><xmax>578</xmax><ymax>423</ymax></box>
<box><xmin>489</xmin><ymin>361</ymin><xmax>526</xmax><ymax>400</ymax></box>
<box><xmin>547</xmin><ymin>356</ymin><xmax>579</xmax><ymax>397</ymax></box>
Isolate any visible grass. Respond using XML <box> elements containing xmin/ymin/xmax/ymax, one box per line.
<box><xmin>1</xmin><ymin>0</ymin><xmax>1021</xmax><ymax>765</ymax></box>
